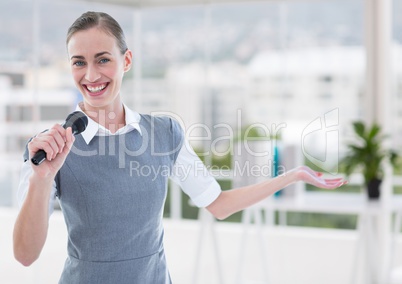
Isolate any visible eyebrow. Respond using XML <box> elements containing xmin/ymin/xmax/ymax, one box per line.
<box><xmin>95</xmin><ymin>51</ymin><xmax>112</xmax><ymax>58</ymax></box>
<box><xmin>70</xmin><ymin>51</ymin><xmax>112</xmax><ymax>61</ymax></box>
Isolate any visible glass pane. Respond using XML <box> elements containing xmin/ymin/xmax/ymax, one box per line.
<box><xmin>140</xmin><ymin>6</ymin><xmax>205</xmax><ymax>117</ymax></box>
<box><xmin>141</xmin><ymin>1</ymin><xmax>364</xmax><ymax>177</ymax></box>
<box><xmin>0</xmin><ymin>0</ymin><xmax>34</xmax><ymax>206</ymax></box>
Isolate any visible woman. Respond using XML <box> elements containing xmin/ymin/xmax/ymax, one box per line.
<box><xmin>13</xmin><ymin>11</ymin><xmax>347</xmax><ymax>284</ymax></box>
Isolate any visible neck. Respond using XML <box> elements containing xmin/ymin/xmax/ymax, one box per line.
<box><xmin>80</xmin><ymin>102</ymin><xmax>126</xmax><ymax>133</ymax></box>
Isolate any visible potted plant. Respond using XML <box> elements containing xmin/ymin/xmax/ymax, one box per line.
<box><xmin>342</xmin><ymin>121</ymin><xmax>399</xmax><ymax>199</ymax></box>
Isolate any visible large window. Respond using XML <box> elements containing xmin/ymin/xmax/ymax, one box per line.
<box><xmin>0</xmin><ymin>0</ymin><xmax>368</xmax><ymax>226</ymax></box>
<box><xmin>141</xmin><ymin>1</ymin><xmax>364</xmax><ymax>172</ymax></box>
<box><xmin>140</xmin><ymin>1</ymin><xmax>365</xmax><ymax>224</ymax></box>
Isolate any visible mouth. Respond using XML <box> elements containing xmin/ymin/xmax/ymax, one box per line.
<box><xmin>84</xmin><ymin>83</ymin><xmax>108</xmax><ymax>95</ymax></box>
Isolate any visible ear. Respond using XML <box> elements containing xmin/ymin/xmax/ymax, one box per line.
<box><xmin>123</xmin><ymin>49</ymin><xmax>133</xmax><ymax>73</ymax></box>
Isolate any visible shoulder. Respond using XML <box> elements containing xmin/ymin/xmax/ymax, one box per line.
<box><xmin>140</xmin><ymin>114</ymin><xmax>183</xmax><ymax>134</ymax></box>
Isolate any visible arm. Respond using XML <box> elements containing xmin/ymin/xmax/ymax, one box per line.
<box><xmin>13</xmin><ymin>173</ymin><xmax>55</xmax><ymax>266</ymax></box>
<box><xmin>206</xmin><ymin>166</ymin><xmax>347</xmax><ymax>220</ymax></box>
<box><xmin>13</xmin><ymin>125</ymin><xmax>74</xmax><ymax>266</ymax></box>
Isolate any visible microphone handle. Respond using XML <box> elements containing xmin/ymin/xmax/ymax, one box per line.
<box><xmin>31</xmin><ymin>149</ymin><xmax>47</xmax><ymax>166</ymax></box>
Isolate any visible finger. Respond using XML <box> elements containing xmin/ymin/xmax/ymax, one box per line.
<box><xmin>320</xmin><ymin>180</ymin><xmax>344</xmax><ymax>187</ymax></box>
<box><xmin>42</xmin><ymin>135</ymin><xmax>63</xmax><ymax>161</ymax></box>
<box><xmin>323</xmin><ymin>178</ymin><xmax>345</xmax><ymax>183</ymax></box>
<box><xmin>30</xmin><ymin>125</ymin><xmax>67</xmax><ymax>160</ymax></box>
<box><xmin>28</xmin><ymin>137</ymin><xmax>54</xmax><ymax>159</ymax></box>
<box><xmin>54</xmin><ymin>125</ymin><xmax>69</xmax><ymax>153</ymax></box>
<box><xmin>56</xmin><ymin>127</ymin><xmax>75</xmax><ymax>160</ymax></box>
<box><xmin>322</xmin><ymin>179</ymin><xmax>348</xmax><ymax>188</ymax></box>
<box><xmin>46</xmin><ymin>128</ymin><xmax>67</xmax><ymax>158</ymax></box>
<box><xmin>309</xmin><ymin>177</ymin><xmax>345</xmax><ymax>187</ymax></box>
<box><xmin>64</xmin><ymin>127</ymin><xmax>75</xmax><ymax>151</ymax></box>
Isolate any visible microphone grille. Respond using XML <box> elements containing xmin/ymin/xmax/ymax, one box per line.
<box><xmin>64</xmin><ymin>111</ymin><xmax>88</xmax><ymax>135</ymax></box>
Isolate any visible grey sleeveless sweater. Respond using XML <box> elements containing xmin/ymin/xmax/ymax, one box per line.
<box><xmin>56</xmin><ymin>115</ymin><xmax>183</xmax><ymax>284</ymax></box>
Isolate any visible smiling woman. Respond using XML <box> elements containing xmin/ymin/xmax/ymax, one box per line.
<box><xmin>12</xmin><ymin>11</ymin><xmax>346</xmax><ymax>284</ymax></box>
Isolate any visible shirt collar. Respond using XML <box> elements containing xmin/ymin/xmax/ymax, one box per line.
<box><xmin>76</xmin><ymin>103</ymin><xmax>142</xmax><ymax>144</ymax></box>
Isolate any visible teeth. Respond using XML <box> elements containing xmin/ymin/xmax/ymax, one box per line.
<box><xmin>87</xmin><ymin>84</ymin><xmax>106</xmax><ymax>93</ymax></box>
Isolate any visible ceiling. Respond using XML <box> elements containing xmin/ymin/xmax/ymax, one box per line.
<box><xmin>71</xmin><ymin>0</ymin><xmax>285</xmax><ymax>8</ymax></box>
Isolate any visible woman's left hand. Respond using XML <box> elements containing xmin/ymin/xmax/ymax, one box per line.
<box><xmin>292</xmin><ymin>166</ymin><xmax>348</xmax><ymax>189</ymax></box>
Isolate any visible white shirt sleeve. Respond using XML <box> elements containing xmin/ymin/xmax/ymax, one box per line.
<box><xmin>170</xmin><ymin>139</ymin><xmax>222</xmax><ymax>208</ymax></box>
<box><xmin>17</xmin><ymin>161</ymin><xmax>57</xmax><ymax>217</ymax></box>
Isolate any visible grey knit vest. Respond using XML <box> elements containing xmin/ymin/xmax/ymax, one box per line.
<box><xmin>56</xmin><ymin>115</ymin><xmax>183</xmax><ymax>284</ymax></box>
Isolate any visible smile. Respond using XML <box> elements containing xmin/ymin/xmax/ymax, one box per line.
<box><xmin>85</xmin><ymin>83</ymin><xmax>108</xmax><ymax>93</ymax></box>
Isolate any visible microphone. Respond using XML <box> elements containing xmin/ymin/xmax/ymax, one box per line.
<box><xmin>31</xmin><ymin>111</ymin><xmax>88</xmax><ymax>166</ymax></box>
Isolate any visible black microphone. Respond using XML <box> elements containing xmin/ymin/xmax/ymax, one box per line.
<box><xmin>31</xmin><ymin>111</ymin><xmax>88</xmax><ymax>166</ymax></box>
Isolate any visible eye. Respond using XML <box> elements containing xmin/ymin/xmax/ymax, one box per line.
<box><xmin>99</xmin><ymin>58</ymin><xmax>110</xmax><ymax>64</ymax></box>
<box><xmin>73</xmin><ymin>61</ymin><xmax>85</xmax><ymax>67</ymax></box>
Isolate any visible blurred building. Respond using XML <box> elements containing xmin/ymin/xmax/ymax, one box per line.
<box><xmin>0</xmin><ymin>62</ymin><xmax>76</xmax><ymax>206</ymax></box>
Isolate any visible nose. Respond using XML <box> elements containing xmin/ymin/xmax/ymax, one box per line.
<box><xmin>85</xmin><ymin>64</ymin><xmax>101</xmax><ymax>82</ymax></box>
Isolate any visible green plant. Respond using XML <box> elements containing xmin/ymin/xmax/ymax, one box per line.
<box><xmin>342</xmin><ymin>121</ymin><xmax>399</xmax><ymax>186</ymax></box>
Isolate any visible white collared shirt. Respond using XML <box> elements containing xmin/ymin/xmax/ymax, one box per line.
<box><xmin>17</xmin><ymin>105</ymin><xmax>221</xmax><ymax>215</ymax></box>
<box><xmin>79</xmin><ymin>104</ymin><xmax>143</xmax><ymax>143</ymax></box>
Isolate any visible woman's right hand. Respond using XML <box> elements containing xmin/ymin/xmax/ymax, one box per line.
<box><xmin>28</xmin><ymin>124</ymin><xmax>75</xmax><ymax>179</ymax></box>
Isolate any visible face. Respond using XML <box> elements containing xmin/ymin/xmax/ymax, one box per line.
<box><xmin>67</xmin><ymin>27</ymin><xmax>132</xmax><ymax>112</ymax></box>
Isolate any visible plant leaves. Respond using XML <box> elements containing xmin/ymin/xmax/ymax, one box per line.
<box><xmin>342</xmin><ymin>120</ymin><xmax>400</xmax><ymax>184</ymax></box>
<box><xmin>353</xmin><ymin>121</ymin><xmax>365</xmax><ymax>138</ymax></box>
<box><xmin>368</xmin><ymin>123</ymin><xmax>381</xmax><ymax>141</ymax></box>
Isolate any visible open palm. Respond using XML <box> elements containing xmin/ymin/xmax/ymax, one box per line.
<box><xmin>293</xmin><ymin>166</ymin><xmax>347</xmax><ymax>189</ymax></box>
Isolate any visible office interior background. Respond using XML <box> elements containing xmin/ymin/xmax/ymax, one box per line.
<box><xmin>1</xmin><ymin>0</ymin><xmax>402</xmax><ymax>283</ymax></box>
